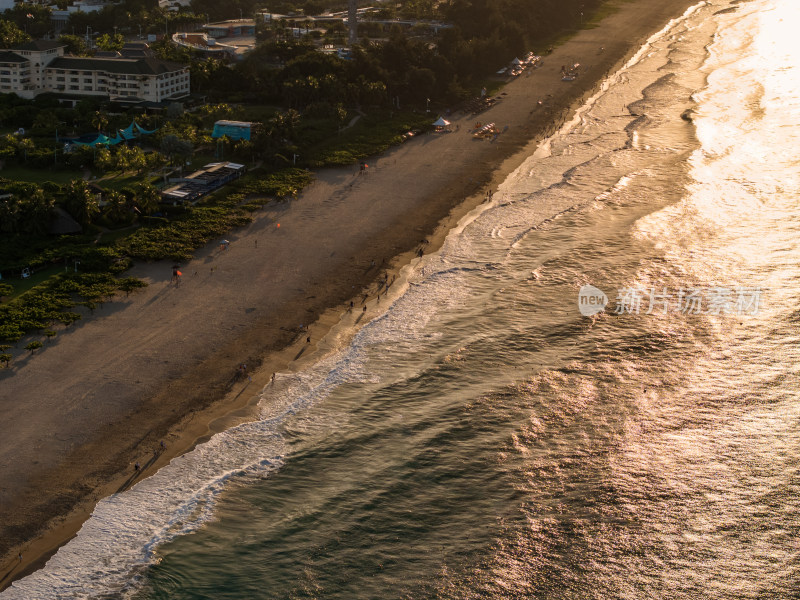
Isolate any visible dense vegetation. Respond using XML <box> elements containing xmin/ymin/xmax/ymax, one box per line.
<box><xmin>0</xmin><ymin>0</ymin><xmax>604</xmax><ymax>356</ymax></box>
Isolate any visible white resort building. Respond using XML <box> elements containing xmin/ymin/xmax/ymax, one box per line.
<box><xmin>0</xmin><ymin>40</ymin><xmax>190</xmax><ymax>102</ymax></box>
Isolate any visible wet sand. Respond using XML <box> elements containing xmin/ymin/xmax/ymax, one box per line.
<box><xmin>0</xmin><ymin>0</ymin><xmax>698</xmax><ymax>588</ymax></box>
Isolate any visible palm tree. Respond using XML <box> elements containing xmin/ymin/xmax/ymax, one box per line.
<box><xmin>91</xmin><ymin>111</ymin><xmax>108</xmax><ymax>132</ymax></box>
<box><xmin>102</xmin><ymin>190</ymin><xmax>131</xmax><ymax>225</ymax></box>
<box><xmin>63</xmin><ymin>179</ymin><xmax>100</xmax><ymax>226</ymax></box>
<box><xmin>132</xmin><ymin>182</ymin><xmax>161</xmax><ymax>216</ymax></box>
<box><xmin>0</xmin><ymin>197</ymin><xmax>19</xmax><ymax>233</ymax></box>
<box><xmin>16</xmin><ymin>137</ymin><xmax>34</xmax><ymax>162</ymax></box>
<box><xmin>17</xmin><ymin>189</ymin><xmax>54</xmax><ymax>236</ymax></box>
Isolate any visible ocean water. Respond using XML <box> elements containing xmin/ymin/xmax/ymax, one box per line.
<box><xmin>5</xmin><ymin>0</ymin><xmax>800</xmax><ymax>597</ymax></box>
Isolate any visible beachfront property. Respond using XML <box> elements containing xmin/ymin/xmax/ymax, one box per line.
<box><xmin>162</xmin><ymin>161</ymin><xmax>246</xmax><ymax>204</ymax></box>
<box><xmin>0</xmin><ymin>40</ymin><xmax>190</xmax><ymax>102</ymax></box>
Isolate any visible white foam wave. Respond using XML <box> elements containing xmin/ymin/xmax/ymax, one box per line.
<box><xmin>3</xmin><ymin>421</ymin><xmax>286</xmax><ymax>599</ymax></box>
<box><xmin>1</xmin><ymin>3</ymin><xmax>717</xmax><ymax>597</ymax></box>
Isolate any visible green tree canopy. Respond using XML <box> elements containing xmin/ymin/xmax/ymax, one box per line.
<box><xmin>62</xmin><ymin>179</ymin><xmax>100</xmax><ymax>226</ymax></box>
<box><xmin>0</xmin><ymin>19</ymin><xmax>30</xmax><ymax>49</ymax></box>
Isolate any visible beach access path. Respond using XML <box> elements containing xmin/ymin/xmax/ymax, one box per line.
<box><xmin>0</xmin><ymin>0</ymin><xmax>697</xmax><ymax>586</ymax></box>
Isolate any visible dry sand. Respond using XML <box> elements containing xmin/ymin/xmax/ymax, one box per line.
<box><xmin>0</xmin><ymin>0</ymin><xmax>698</xmax><ymax>588</ymax></box>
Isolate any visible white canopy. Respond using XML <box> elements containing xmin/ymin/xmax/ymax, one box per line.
<box><xmin>511</xmin><ymin>57</ymin><xmax>522</xmax><ymax>65</ymax></box>
<box><xmin>432</xmin><ymin>117</ymin><xmax>451</xmax><ymax>127</ymax></box>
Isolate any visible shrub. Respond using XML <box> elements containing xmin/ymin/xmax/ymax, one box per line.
<box><xmin>24</xmin><ymin>340</ymin><xmax>43</xmax><ymax>354</ymax></box>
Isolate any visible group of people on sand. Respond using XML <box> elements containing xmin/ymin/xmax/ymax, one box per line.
<box><xmin>236</xmin><ymin>363</ymin><xmax>250</xmax><ymax>382</ymax></box>
<box><xmin>560</xmin><ymin>64</ymin><xmax>580</xmax><ymax>80</ymax></box>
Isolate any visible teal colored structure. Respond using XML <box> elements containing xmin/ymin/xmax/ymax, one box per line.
<box><xmin>212</xmin><ymin>120</ymin><xmax>258</xmax><ymax>141</ymax></box>
<box><xmin>70</xmin><ymin>121</ymin><xmax>158</xmax><ymax>147</ymax></box>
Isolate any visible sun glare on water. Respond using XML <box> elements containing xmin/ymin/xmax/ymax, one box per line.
<box><xmin>754</xmin><ymin>0</ymin><xmax>800</xmax><ymax>96</ymax></box>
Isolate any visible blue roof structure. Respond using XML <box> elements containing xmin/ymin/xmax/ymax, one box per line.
<box><xmin>211</xmin><ymin>120</ymin><xmax>258</xmax><ymax>141</ymax></box>
<box><xmin>67</xmin><ymin>121</ymin><xmax>158</xmax><ymax>147</ymax></box>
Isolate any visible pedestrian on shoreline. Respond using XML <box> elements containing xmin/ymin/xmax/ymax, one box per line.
<box><xmin>271</xmin><ymin>372</ymin><xmax>275</xmax><ymax>383</ymax></box>
<box><xmin>134</xmin><ymin>462</ymin><xmax>140</xmax><ymax>472</ymax></box>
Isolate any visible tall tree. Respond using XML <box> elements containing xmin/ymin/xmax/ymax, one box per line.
<box><xmin>16</xmin><ymin>188</ymin><xmax>54</xmax><ymax>236</ymax></box>
<box><xmin>63</xmin><ymin>179</ymin><xmax>100</xmax><ymax>226</ymax></box>
<box><xmin>132</xmin><ymin>182</ymin><xmax>160</xmax><ymax>216</ymax></box>
<box><xmin>0</xmin><ymin>19</ymin><xmax>30</xmax><ymax>48</ymax></box>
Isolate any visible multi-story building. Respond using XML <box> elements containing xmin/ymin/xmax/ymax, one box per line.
<box><xmin>0</xmin><ymin>40</ymin><xmax>190</xmax><ymax>102</ymax></box>
<box><xmin>0</xmin><ymin>41</ymin><xmax>64</xmax><ymax>97</ymax></box>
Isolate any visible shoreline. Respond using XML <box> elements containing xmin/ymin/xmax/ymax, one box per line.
<box><xmin>0</xmin><ymin>0</ymin><xmax>699</xmax><ymax>590</ymax></box>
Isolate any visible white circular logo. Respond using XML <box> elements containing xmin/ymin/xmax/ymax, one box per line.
<box><xmin>578</xmin><ymin>284</ymin><xmax>608</xmax><ymax>316</ymax></box>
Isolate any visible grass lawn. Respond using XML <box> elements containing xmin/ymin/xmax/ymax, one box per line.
<box><xmin>95</xmin><ymin>170</ymin><xmax>163</xmax><ymax>191</ymax></box>
<box><xmin>305</xmin><ymin>110</ymin><xmax>433</xmax><ymax>167</ymax></box>
<box><xmin>188</xmin><ymin>152</ymin><xmax>219</xmax><ymax>168</ymax></box>
<box><xmin>0</xmin><ymin>165</ymin><xmax>82</xmax><ymax>185</ymax></box>
<box><xmin>1</xmin><ymin>264</ymin><xmax>64</xmax><ymax>303</ymax></box>
<box><xmin>235</xmin><ymin>105</ymin><xmax>281</xmax><ymax>124</ymax></box>
<box><xmin>96</xmin><ymin>225</ymin><xmax>140</xmax><ymax>245</ymax></box>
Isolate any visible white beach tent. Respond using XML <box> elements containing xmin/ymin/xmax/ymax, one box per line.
<box><xmin>511</xmin><ymin>57</ymin><xmax>523</xmax><ymax>65</ymax></box>
<box><xmin>433</xmin><ymin>117</ymin><xmax>451</xmax><ymax>128</ymax></box>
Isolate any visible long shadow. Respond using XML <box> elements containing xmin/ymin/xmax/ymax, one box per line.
<box><xmin>231</xmin><ymin>380</ymin><xmax>251</xmax><ymax>400</ymax></box>
<box><xmin>0</xmin><ymin>562</ymin><xmax>20</xmax><ymax>588</ymax></box>
<box><xmin>114</xmin><ymin>452</ymin><xmax>161</xmax><ymax>494</ymax></box>
<box><xmin>293</xmin><ymin>346</ymin><xmax>307</xmax><ymax>361</ymax></box>
<box><xmin>140</xmin><ymin>283</ymin><xmax>176</xmax><ymax>308</ymax></box>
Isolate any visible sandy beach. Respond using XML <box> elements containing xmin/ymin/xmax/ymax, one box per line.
<box><xmin>0</xmin><ymin>0</ymin><xmax>698</xmax><ymax>588</ymax></box>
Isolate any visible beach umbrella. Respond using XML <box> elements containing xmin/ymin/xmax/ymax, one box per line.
<box><xmin>432</xmin><ymin>117</ymin><xmax>451</xmax><ymax>127</ymax></box>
